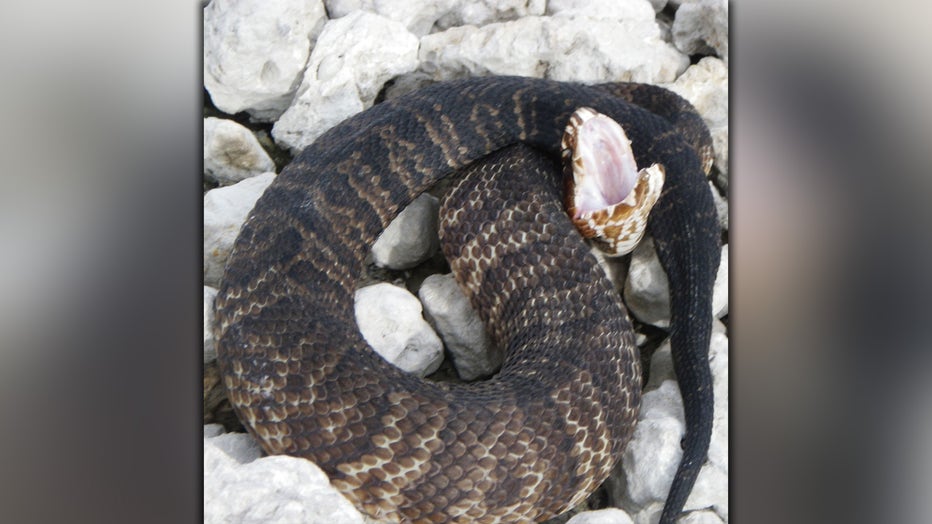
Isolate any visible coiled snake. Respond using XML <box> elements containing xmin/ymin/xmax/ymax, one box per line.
<box><xmin>214</xmin><ymin>76</ymin><xmax>720</xmax><ymax>523</ymax></box>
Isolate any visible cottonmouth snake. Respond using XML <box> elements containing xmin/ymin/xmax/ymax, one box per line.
<box><xmin>214</xmin><ymin>76</ymin><xmax>720</xmax><ymax>522</ymax></box>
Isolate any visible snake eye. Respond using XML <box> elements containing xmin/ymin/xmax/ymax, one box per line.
<box><xmin>562</xmin><ymin>107</ymin><xmax>665</xmax><ymax>256</ymax></box>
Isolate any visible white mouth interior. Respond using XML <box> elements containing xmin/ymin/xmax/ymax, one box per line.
<box><xmin>573</xmin><ymin>114</ymin><xmax>639</xmax><ymax>216</ymax></box>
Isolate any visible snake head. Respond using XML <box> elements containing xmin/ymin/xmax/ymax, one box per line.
<box><xmin>562</xmin><ymin>107</ymin><xmax>665</xmax><ymax>256</ymax></box>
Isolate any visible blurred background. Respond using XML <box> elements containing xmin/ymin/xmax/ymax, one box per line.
<box><xmin>0</xmin><ymin>1</ymin><xmax>929</xmax><ymax>522</ymax></box>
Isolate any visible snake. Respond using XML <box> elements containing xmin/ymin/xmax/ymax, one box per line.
<box><xmin>214</xmin><ymin>76</ymin><xmax>720</xmax><ymax>523</ymax></box>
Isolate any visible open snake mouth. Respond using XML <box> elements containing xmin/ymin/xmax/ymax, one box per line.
<box><xmin>567</xmin><ymin>109</ymin><xmax>639</xmax><ymax>216</ymax></box>
<box><xmin>562</xmin><ymin>107</ymin><xmax>665</xmax><ymax>256</ymax></box>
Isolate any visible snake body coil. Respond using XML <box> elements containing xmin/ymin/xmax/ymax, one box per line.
<box><xmin>214</xmin><ymin>77</ymin><xmax>720</xmax><ymax>523</ymax></box>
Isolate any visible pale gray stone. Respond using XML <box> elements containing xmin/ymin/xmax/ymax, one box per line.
<box><xmin>435</xmin><ymin>0</ymin><xmax>546</xmax><ymax>29</ymax></box>
<box><xmin>623</xmin><ymin>238</ymin><xmax>727</xmax><ymax>328</ymax></box>
<box><xmin>567</xmin><ymin>508</ymin><xmax>635</xmax><ymax>524</ymax></box>
<box><xmin>355</xmin><ymin>283</ymin><xmax>444</xmax><ymax>376</ymax></box>
<box><xmin>623</xmin><ymin>236</ymin><xmax>671</xmax><ymax>328</ymax></box>
<box><xmin>621</xmin><ymin>380</ymin><xmax>685</xmax><ymax>507</ymax></box>
<box><xmin>371</xmin><ymin>194</ymin><xmax>441</xmax><ymax>270</ymax></box>
<box><xmin>710</xmin><ymin>181</ymin><xmax>728</xmax><ymax>232</ymax></box>
<box><xmin>617</xmin><ymin>323</ymin><xmax>728</xmax><ymax>522</ymax></box>
<box><xmin>684</xmin><ymin>462</ymin><xmax>728</xmax><ymax>521</ymax></box>
<box><xmin>204</xmin><ymin>286</ymin><xmax>218</xmax><ymax>364</ymax></box>
<box><xmin>206</xmin><ymin>429</ymin><xmax>263</xmax><ymax>465</ymax></box>
<box><xmin>590</xmin><ymin>247</ymin><xmax>628</xmax><ymax>294</ymax></box>
<box><xmin>203</xmin><ymin>423</ymin><xmax>225</xmax><ymax>439</ymax></box>
<box><xmin>631</xmin><ymin>503</ymin><xmax>665</xmax><ymax>524</ymax></box>
<box><xmin>680</xmin><ymin>510</ymin><xmax>725</xmax><ymax>524</ymax></box>
<box><xmin>662</xmin><ymin>57</ymin><xmax>728</xmax><ymax>175</ymax></box>
<box><xmin>547</xmin><ymin>0</ymin><xmax>655</xmax><ymax>22</ymax></box>
<box><xmin>203</xmin><ymin>172</ymin><xmax>276</xmax><ymax>287</ymax></box>
<box><xmin>381</xmin><ymin>71</ymin><xmax>437</xmax><ymax>100</ymax></box>
<box><xmin>204</xmin><ymin>117</ymin><xmax>276</xmax><ymax>185</ymax></box>
<box><xmin>204</xmin><ymin>429</ymin><xmax>365</xmax><ymax>524</ymax></box>
<box><xmin>324</xmin><ymin>0</ymin><xmax>456</xmax><ymax>36</ymax></box>
<box><xmin>672</xmin><ymin>0</ymin><xmax>728</xmax><ymax>62</ymax></box>
<box><xmin>419</xmin><ymin>15</ymin><xmax>688</xmax><ymax>85</ymax></box>
<box><xmin>204</xmin><ymin>0</ymin><xmax>327</xmax><ymax>120</ymax></box>
<box><xmin>712</xmin><ymin>244</ymin><xmax>729</xmax><ymax>319</ymax></box>
<box><xmin>272</xmin><ymin>11</ymin><xmax>419</xmax><ymax>152</ymax></box>
<box><xmin>418</xmin><ymin>274</ymin><xmax>501</xmax><ymax>380</ymax></box>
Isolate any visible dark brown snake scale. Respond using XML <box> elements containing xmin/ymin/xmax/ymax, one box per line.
<box><xmin>214</xmin><ymin>77</ymin><xmax>720</xmax><ymax>523</ymax></box>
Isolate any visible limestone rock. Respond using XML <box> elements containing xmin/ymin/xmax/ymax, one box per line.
<box><xmin>567</xmin><ymin>507</ymin><xmax>636</xmax><ymax>524</ymax></box>
<box><xmin>435</xmin><ymin>0</ymin><xmax>546</xmax><ymax>29</ymax></box>
<box><xmin>710</xmin><ymin>180</ymin><xmax>729</xmax><ymax>232</ymax></box>
<box><xmin>648</xmin><ymin>0</ymin><xmax>668</xmax><ymax>13</ymax></box>
<box><xmin>204</xmin><ymin>286</ymin><xmax>218</xmax><ymax>363</ymax></box>
<box><xmin>204</xmin><ymin>117</ymin><xmax>276</xmax><ymax>185</ymax></box>
<box><xmin>419</xmin><ymin>16</ymin><xmax>687</xmax><ymax>85</ymax></box>
<box><xmin>623</xmin><ymin>238</ymin><xmax>728</xmax><ymax>328</ymax></box>
<box><xmin>355</xmin><ymin>283</ymin><xmax>444</xmax><ymax>376</ymax></box>
<box><xmin>204</xmin><ymin>0</ymin><xmax>327</xmax><ymax>120</ymax></box>
<box><xmin>324</xmin><ymin>0</ymin><xmax>457</xmax><ymax>36</ymax></box>
<box><xmin>418</xmin><ymin>273</ymin><xmax>501</xmax><ymax>380</ymax></box>
<box><xmin>272</xmin><ymin>11</ymin><xmax>419</xmax><ymax>152</ymax></box>
<box><xmin>547</xmin><ymin>0</ymin><xmax>656</xmax><ymax>22</ymax></box>
<box><xmin>372</xmin><ymin>194</ymin><xmax>441</xmax><ymax>270</ymax></box>
<box><xmin>621</xmin><ymin>380</ymin><xmax>685</xmax><ymax>507</ymax></box>
<box><xmin>204</xmin><ymin>428</ymin><xmax>365</xmax><ymax>524</ymax></box>
<box><xmin>680</xmin><ymin>511</ymin><xmax>725</xmax><ymax>524</ymax></box>
<box><xmin>672</xmin><ymin>0</ymin><xmax>728</xmax><ymax>62</ymax></box>
<box><xmin>613</xmin><ymin>321</ymin><xmax>729</xmax><ymax>522</ymax></box>
<box><xmin>663</xmin><ymin>57</ymin><xmax>729</xmax><ymax>175</ymax></box>
<box><xmin>203</xmin><ymin>172</ymin><xmax>276</xmax><ymax>287</ymax></box>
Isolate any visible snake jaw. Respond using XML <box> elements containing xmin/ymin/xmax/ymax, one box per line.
<box><xmin>562</xmin><ymin>107</ymin><xmax>665</xmax><ymax>256</ymax></box>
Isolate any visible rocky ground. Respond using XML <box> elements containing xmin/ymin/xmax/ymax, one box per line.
<box><xmin>203</xmin><ymin>1</ymin><xmax>728</xmax><ymax>522</ymax></box>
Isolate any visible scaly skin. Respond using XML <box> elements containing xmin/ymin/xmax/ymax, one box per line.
<box><xmin>214</xmin><ymin>76</ymin><xmax>720</xmax><ymax>523</ymax></box>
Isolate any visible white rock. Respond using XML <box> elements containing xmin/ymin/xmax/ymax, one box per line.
<box><xmin>204</xmin><ymin>286</ymin><xmax>218</xmax><ymax>363</ymax></box>
<box><xmin>645</xmin><ymin>341</ymin><xmax>674</xmax><ymax>391</ymax></box>
<box><xmin>663</xmin><ymin>57</ymin><xmax>729</xmax><ymax>175</ymax></box>
<box><xmin>622</xmin><ymin>326</ymin><xmax>728</xmax><ymax>522</ymax></box>
<box><xmin>630</xmin><ymin>502</ymin><xmax>664</xmax><ymax>524</ymax></box>
<box><xmin>204</xmin><ymin>0</ymin><xmax>327</xmax><ymax>120</ymax></box>
<box><xmin>371</xmin><ymin>194</ymin><xmax>441</xmax><ymax>270</ymax></box>
<box><xmin>272</xmin><ymin>11</ymin><xmax>419</xmax><ymax>152</ymax></box>
<box><xmin>679</xmin><ymin>510</ymin><xmax>725</xmax><ymax>524</ymax></box>
<box><xmin>623</xmin><ymin>236</ymin><xmax>670</xmax><ymax>328</ymax></box>
<box><xmin>547</xmin><ymin>0</ymin><xmax>655</xmax><ymax>22</ymax></box>
<box><xmin>382</xmin><ymin>71</ymin><xmax>439</xmax><ymax>100</ymax></box>
<box><xmin>649</xmin><ymin>0</ymin><xmax>668</xmax><ymax>13</ymax></box>
<box><xmin>567</xmin><ymin>507</ymin><xmax>635</xmax><ymax>524</ymax></box>
<box><xmin>655</xmin><ymin>14</ymin><xmax>674</xmax><ymax>45</ymax></box>
<box><xmin>672</xmin><ymin>0</ymin><xmax>728</xmax><ymax>62</ymax></box>
<box><xmin>623</xmin><ymin>238</ymin><xmax>727</xmax><ymax>328</ymax></box>
<box><xmin>703</xmin><ymin>330</ymin><xmax>729</xmax><ymax>514</ymax></box>
<box><xmin>204</xmin><ymin>429</ymin><xmax>365</xmax><ymax>524</ymax></box>
<box><xmin>712</xmin><ymin>244</ymin><xmax>728</xmax><ymax>318</ymax></box>
<box><xmin>710</xmin><ymin>181</ymin><xmax>728</xmax><ymax>232</ymax></box>
<box><xmin>684</xmin><ymin>460</ymin><xmax>728</xmax><ymax>520</ymax></box>
<box><xmin>204</xmin><ymin>117</ymin><xmax>276</xmax><ymax>185</ymax></box>
<box><xmin>204</xmin><ymin>172</ymin><xmax>277</xmax><ymax>287</ymax></box>
<box><xmin>419</xmin><ymin>16</ymin><xmax>688</xmax><ymax>85</ymax></box>
<box><xmin>206</xmin><ymin>429</ymin><xmax>264</xmax><ymax>465</ymax></box>
<box><xmin>435</xmin><ymin>0</ymin><xmax>546</xmax><ymax>29</ymax></box>
<box><xmin>325</xmin><ymin>0</ymin><xmax>457</xmax><ymax>36</ymax></box>
<box><xmin>418</xmin><ymin>274</ymin><xmax>501</xmax><ymax>380</ymax></box>
<box><xmin>204</xmin><ymin>423</ymin><xmax>225</xmax><ymax>439</ymax></box>
<box><xmin>590</xmin><ymin>247</ymin><xmax>628</xmax><ymax>294</ymax></box>
<box><xmin>622</xmin><ymin>381</ymin><xmax>685</xmax><ymax>507</ymax></box>
<box><xmin>355</xmin><ymin>283</ymin><xmax>444</xmax><ymax>376</ymax></box>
